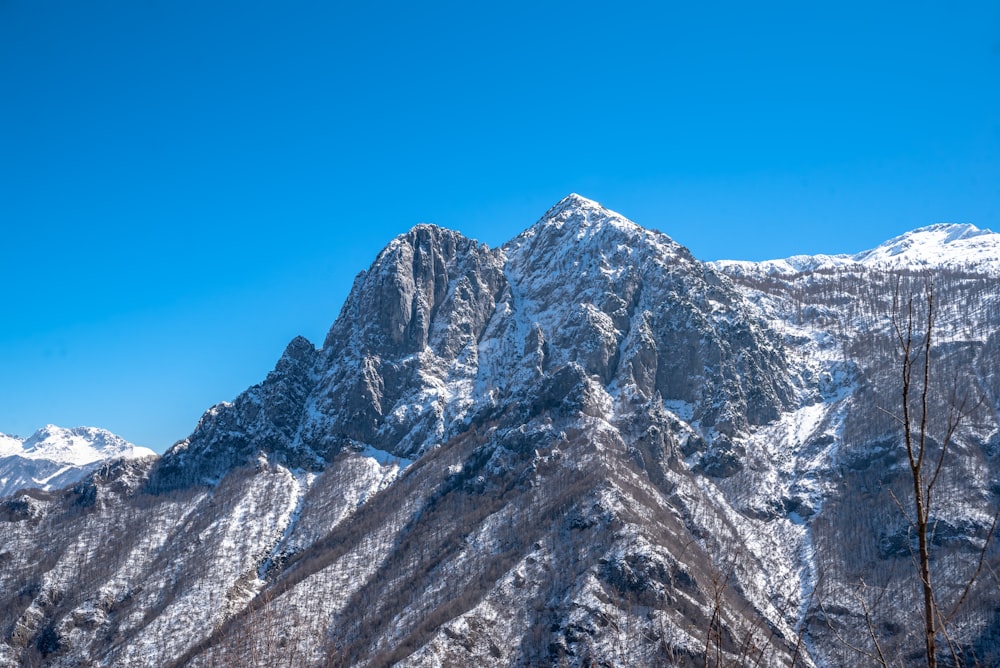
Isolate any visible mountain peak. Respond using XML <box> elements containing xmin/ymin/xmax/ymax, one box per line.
<box><xmin>402</xmin><ymin>221</ymin><xmax>447</xmax><ymax>236</ymax></box>
<box><xmin>1</xmin><ymin>424</ymin><xmax>156</xmax><ymax>497</ymax></box>
<box><xmin>19</xmin><ymin>425</ymin><xmax>154</xmax><ymax>466</ymax></box>
<box><xmin>858</xmin><ymin>222</ymin><xmax>994</xmax><ymax>260</ymax></box>
<box><xmin>373</xmin><ymin>223</ymin><xmax>478</xmax><ymax>272</ymax></box>
<box><xmin>849</xmin><ymin>222</ymin><xmax>999</xmax><ymax>272</ymax></box>
<box><xmin>539</xmin><ymin>193</ymin><xmax>622</xmax><ymax>223</ymax></box>
<box><xmin>546</xmin><ymin>192</ymin><xmax>604</xmax><ymax>213</ymax></box>
<box><xmin>715</xmin><ymin>221</ymin><xmax>1000</xmax><ymax>276</ymax></box>
<box><xmin>911</xmin><ymin>221</ymin><xmax>992</xmax><ymax>238</ymax></box>
<box><xmin>507</xmin><ymin>194</ymin><xmax>687</xmax><ymax>271</ymax></box>
<box><xmin>517</xmin><ymin>194</ymin><xmax>650</xmax><ymax>249</ymax></box>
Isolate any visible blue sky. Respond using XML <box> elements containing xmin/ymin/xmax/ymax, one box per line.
<box><xmin>2</xmin><ymin>1</ymin><xmax>998</xmax><ymax>451</ymax></box>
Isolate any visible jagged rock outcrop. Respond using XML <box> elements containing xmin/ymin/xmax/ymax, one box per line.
<box><xmin>151</xmin><ymin>336</ymin><xmax>319</xmax><ymax>489</ymax></box>
<box><xmin>153</xmin><ymin>195</ymin><xmax>794</xmax><ymax>489</ymax></box>
<box><xmin>304</xmin><ymin>224</ymin><xmax>509</xmax><ymax>458</ymax></box>
<box><xmin>499</xmin><ymin>195</ymin><xmax>793</xmax><ymax>435</ymax></box>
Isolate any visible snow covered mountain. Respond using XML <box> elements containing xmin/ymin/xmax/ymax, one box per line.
<box><xmin>0</xmin><ymin>195</ymin><xmax>997</xmax><ymax>667</ymax></box>
<box><xmin>715</xmin><ymin>222</ymin><xmax>1000</xmax><ymax>276</ymax></box>
<box><xmin>0</xmin><ymin>425</ymin><xmax>155</xmax><ymax>498</ymax></box>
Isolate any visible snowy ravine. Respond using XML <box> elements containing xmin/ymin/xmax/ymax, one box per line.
<box><xmin>1</xmin><ymin>196</ymin><xmax>999</xmax><ymax>667</ymax></box>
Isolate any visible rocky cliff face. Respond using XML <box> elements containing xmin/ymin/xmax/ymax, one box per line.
<box><xmin>153</xmin><ymin>224</ymin><xmax>508</xmax><ymax>493</ymax></box>
<box><xmin>154</xmin><ymin>195</ymin><xmax>794</xmax><ymax>486</ymax></box>
<box><xmin>1</xmin><ymin>197</ymin><xmax>998</xmax><ymax>667</ymax></box>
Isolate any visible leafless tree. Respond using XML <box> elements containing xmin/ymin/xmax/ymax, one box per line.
<box><xmin>884</xmin><ymin>277</ymin><xmax>997</xmax><ymax>668</ymax></box>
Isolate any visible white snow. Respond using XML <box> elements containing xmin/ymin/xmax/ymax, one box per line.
<box><xmin>361</xmin><ymin>444</ymin><xmax>413</xmax><ymax>469</ymax></box>
<box><xmin>0</xmin><ymin>432</ymin><xmax>22</xmax><ymax>457</ymax></box>
<box><xmin>33</xmin><ymin>464</ymin><xmax>75</xmax><ymax>486</ymax></box>
<box><xmin>714</xmin><ymin>223</ymin><xmax>1000</xmax><ymax>276</ymax></box>
<box><xmin>17</xmin><ymin>424</ymin><xmax>155</xmax><ymax>466</ymax></box>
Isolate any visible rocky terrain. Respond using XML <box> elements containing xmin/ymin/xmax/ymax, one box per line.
<box><xmin>1</xmin><ymin>195</ymin><xmax>998</xmax><ymax>667</ymax></box>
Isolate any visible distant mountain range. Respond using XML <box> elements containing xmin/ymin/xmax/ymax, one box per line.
<box><xmin>1</xmin><ymin>195</ymin><xmax>997</xmax><ymax>667</ymax></box>
<box><xmin>0</xmin><ymin>425</ymin><xmax>155</xmax><ymax>498</ymax></box>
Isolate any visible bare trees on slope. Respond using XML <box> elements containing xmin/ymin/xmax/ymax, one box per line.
<box><xmin>875</xmin><ymin>278</ymin><xmax>999</xmax><ymax>668</ymax></box>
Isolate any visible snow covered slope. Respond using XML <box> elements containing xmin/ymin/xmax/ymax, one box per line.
<box><xmin>0</xmin><ymin>425</ymin><xmax>155</xmax><ymax>498</ymax></box>
<box><xmin>715</xmin><ymin>222</ymin><xmax>1000</xmax><ymax>276</ymax></box>
<box><xmin>713</xmin><ymin>228</ymin><xmax>1000</xmax><ymax>665</ymax></box>
<box><xmin>0</xmin><ymin>433</ymin><xmax>22</xmax><ymax>458</ymax></box>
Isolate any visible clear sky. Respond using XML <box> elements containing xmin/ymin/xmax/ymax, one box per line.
<box><xmin>2</xmin><ymin>1</ymin><xmax>998</xmax><ymax>452</ymax></box>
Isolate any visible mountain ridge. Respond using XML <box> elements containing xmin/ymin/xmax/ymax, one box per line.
<box><xmin>713</xmin><ymin>221</ymin><xmax>1000</xmax><ymax>276</ymax></box>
